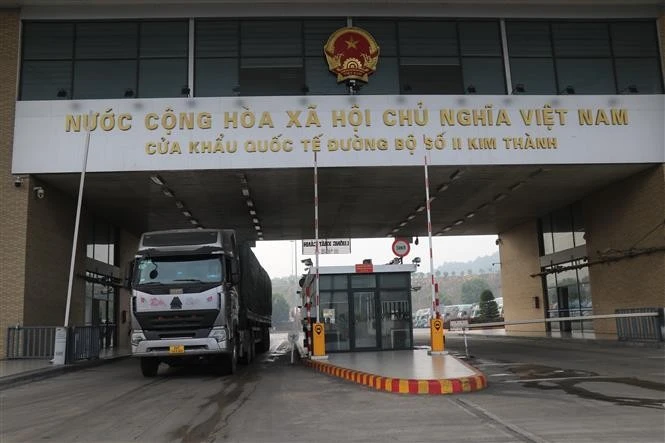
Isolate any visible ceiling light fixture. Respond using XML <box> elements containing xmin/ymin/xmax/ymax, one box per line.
<box><xmin>182</xmin><ymin>210</ymin><xmax>192</xmax><ymax>217</ymax></box>
<box><xmin>162</xmin><ymin>188</ymin><xmax>174</xmax><ymax>197</ymax></box>
<box><xmin>190</xmin><ymin>219</ymin><xmax>199</xmax><ymax>225</ymax></box>
<box><xmin>449</xmin><ymin>170</ymin><xmax>464</xmax><ymax>181</ymax></box>
<box><xmin>392</xmin><ymin>228</ymin><xmax>400</xmax><ymax>233</ymax></box>
<box><xmin>246</xmin><ymin>200</ymin><xmax>254</xmax><ymax>208</ymax></box>
<box><xmin>175</xmin><ymin>201</ymin><xmax>184</xmax><ymax>209</ymax></box>
<box><xmin>454</xmin><ymin>219</ymin><xmax>464</xmax><ymax>226</ymax></box>
<box><xmin>443</xmin><ymin>226</ymin><xmax>452</xmax><ymax>232</ymax></box>
<box><xmin>252</xmin><ymin>218</ymin><xmax>259</xmax><ymax>223</ymax></box>
<box><xmin>416</xmin><ymin>205</ymin><xmax>425</xmax><ymax>212</ymax></box>
<box><xmin>249</xmin><ymin>209</ymin><xmax>257</xmax><ymax>216</ymax></box>
<box><xmin>476</xmin><ymin>203</ymin><xmax>489</xmax><ymax>211</ymax></box>
<box><xmin>407</xmin><ymin>214</ymin><xmax>416</xmax><ymax>220</ymax></box>
<box><xmin>254</xmin><ymin>225</ymin><xmax>261</xmax><ymax>231</ymax></box>
<box><xmin>150</xmin><ymin>175</ymin><xmax>165</xmax><ymax>186</ymax></box>
<box><xmin>494</xmin><ymin>193</ymin><xmax>507</xmax><ymax>202</ymax></box>
<box><xmin>399</xmin><ymin>221</ymin><xmax>408</xmax><ymax>227</ymax></box>
<box><xmin>466</xmin><ymin>212</ymin><xmax>475</xmax><ymax>218</ymax></box>
<box><xmin>241</xmin><ymin>188</ymin><xmax>250</xmax><ymax>197</ymax></box>
<box><xmin>438</xmin><ymin>183</ymin><xmax>450</xmax><ymax>192</ymax></box>
<box><xmin>510</xmin><ymin>181</ymin><xmax>525</xmax><ymax>191</ymax></box>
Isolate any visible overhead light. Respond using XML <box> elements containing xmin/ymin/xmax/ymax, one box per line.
<box><xmin>494</xmin><ymin>193</ymin><xmax>507</xmax><ymax>202</ymax></box>
<box><xmin>241</xmin><ymin>188</ymin><xmax>250</xmax><ymax>197</ymax></box>
<box><xmin>407</xmin><ymin>214</ymin><xmax>416</xmax><ymax>220</ymax></box>
<box><xmin>150</xmin><ymin>175</ymin><xmax>165</xmax><ymax>186</ymax></box>
<box><xmin>466</xmin><ymin>212</ymin><xmax>475</xmax><ymax>219</ymax></box>
<box><xmin>249</xmin><ymin>209</ymin><xmax>257</xmax><ymax>216</ymax></box>
<box><xmin>476</xmin><ymin>203</ymin><xmax>489</xmax><ymax>211</ymax></box>
<box><xmin>416</xmin><ymin>205</ymin><xmax>425</xmax><ymax>212</ymax></box>
<box><xmin>175</xmin><ymin>200</ymin><xmax>184</xmax><ymax>209</ymax></box>
<box><xmin>258</xmin><ymin>235</ymin><xmax>263</xmax><ymax>240</ymax></box>
<box><xmin>392</xmin><ymin>228</ymin><xmax>400</xmax><ymax>233</ymax></box>
<box><xmin>252</xmin><ymin>218</ymin><xmax>259</xmax><ymax>223</ymax></box>
<box><xmin>529</xmin><ymin>168</ymin><xmax>544</xmax><ymax>178</ymax></box>
<box><xmin>449</xmin><ymin>170</ymin><xmax>464</xmax><ymax>181</ymax></box>
<box><xmin>435</xmin><ymin>232</ymin><xmax>444</xmax><ymax>236</ymax></box>
<box><xmin>454</xmin><ymin>219</ymin><xmax>464</xmax><ymax>226</ymax></box>
<box><xmin>254</xmin><ymin>225</ymin><xmax>261</xmax><ymax>231</ymax></box>
<box><xmin>182</xmin><ymin>210</ymin><xmax>192</xmax><ymax>217</ymax></box>
<box><xmin>190</xmin><ymin>219</ymin><xmax>199</xmax><ymax>225</ymax></box>
<box><xmin>429</xmin><ymin>196</ymin><xmax>436</xmax><ymax>203</ymax></box>
<box><xmin>162</xmin><ymin>188</ymin><xmax>174</xmax><ymax>197</ymax></box>
<box><xmin>438</xmin><ymin>183</ymin><xmax>450</xmax><ymax>192</ymax></box>
<box><xmin>399</xmin><ymin>221</ymin><xmax>407</xmax><ymax>227</ymax></box>
<box><xmin>510</xmin><ymin>182</ymin><xmax>525</xmax><ymax>191</ymax></box>
<box><xmin>246</xmin><ymin>200</ymin><xmax>254</xmax><ymax>208</ymax></box>
<box><xmin>443</xmin><ymin>226</ymin><xmax>452</xmax><ymax>232</ymax></box>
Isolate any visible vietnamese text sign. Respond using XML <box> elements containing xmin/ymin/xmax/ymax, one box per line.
<box><xmin>12</xmin><ymin>95</ymin><xmax>664</xmax><ymax>174</ymax></box>
<box><xmin>302</xmin><ymin>238</ymin><xmax>351</xmax><ymax>255</ymax></box>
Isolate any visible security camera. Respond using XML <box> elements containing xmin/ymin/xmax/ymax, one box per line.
<box><xmin>13</xmin><ymin>176</ymin><xmax>23</xmax><ymax>187</ymax></box>
<box><xmin>34</xmin><ymin>186</ymin><xmax>45</xmax><ymax>199</ymax></box>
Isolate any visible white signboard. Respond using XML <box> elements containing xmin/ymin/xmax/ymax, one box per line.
<box><xmin>450</xmin><ymin>320</ymin><xmax>469</xmax><ymax>330</ymax></box>
<box><xmin>302</xmin><ymin>238</ymin><xmax>351</xmax><ymax>255</ymax></box>
<box><xmin>12</xmin><ymin>95</ymin><xmax>665</xmax><ymax>174</ymax></box>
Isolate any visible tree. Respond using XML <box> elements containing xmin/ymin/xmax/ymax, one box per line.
<box><xmin>272</xmin><ymin>293</ymin><xmax>290</xmax><ymax>323</ymax></box>
<box><xmin>479</xmin><ymin>289</ymin><xmax>500</xmax><ymax>321</ymax></box>
<box><xmin>460</xmin><ymin>278</ymin><xmax>490</xmax><ymax>304</ymax></box>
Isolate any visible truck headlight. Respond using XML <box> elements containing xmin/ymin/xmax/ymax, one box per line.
<box><xmin>208</xmin><ymin>327</ymin><xmax>228</xmax><ymax>342</ymax></box>
<box><xmin>131</xmin><ymin>330</ymin><xmax>146</xmax><ymax>346</ymax></box>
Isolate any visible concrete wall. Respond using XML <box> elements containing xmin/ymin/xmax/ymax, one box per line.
<box><xmin>498</xmin><ymin>219</ymin><xmax>546</xmax><ymax>335</ymax></box>
<box><xmin>583</xmin><ymin>165</ymin><xmax>665</xmax><ymax>338</ymax></box>
<box><xmin>116</xmin><ymin>230</ymin><xmax>140</xmax><ymax>351</ymax></box>
<box><xmin>0</xmin><ymin>9</ymin><xmax>23</xmax><ymax>358</ymax></box>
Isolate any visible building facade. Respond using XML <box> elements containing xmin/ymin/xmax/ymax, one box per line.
<box><xmin>1</xmin><ymin>1</ymin><xmax>664</xmax><ymax>357</ymax></box>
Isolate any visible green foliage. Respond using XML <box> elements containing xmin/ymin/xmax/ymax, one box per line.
<box><xmin>272</xmin><ymin>293</ymin><xmax>290</xmax><ymax>323</ymax></box>
<box><xmin>479</xmin><ymin>289</ymin><xmax>500</xmax><ymax>321</ymax></box>
<box><xmin>461</xmin><ymin>278</ymin><xmax>491</xmax><ymax>304</ymax></box>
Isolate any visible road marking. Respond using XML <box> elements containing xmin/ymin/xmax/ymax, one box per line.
<box><xmin>503</xmin><ymin>375</ymin><xmax>609</xmax><ymax>383</ymax></box>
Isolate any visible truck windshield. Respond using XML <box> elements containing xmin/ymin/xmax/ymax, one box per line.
<box><xmin>134</xmin><ymin>255</ymin><xmax>223</xmax><ymax>286</ymax></box>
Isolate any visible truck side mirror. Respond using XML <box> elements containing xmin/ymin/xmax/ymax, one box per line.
<box><xmin>124</xmin><ymin>260</ymin><xmax>135</xmax><ymax>289</ymax></box>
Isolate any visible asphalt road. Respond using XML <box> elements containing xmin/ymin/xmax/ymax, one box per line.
<box><xmin>0</xmin><ymin>333</ymin><xmax>663</xmax><ymax>443</ymax></box>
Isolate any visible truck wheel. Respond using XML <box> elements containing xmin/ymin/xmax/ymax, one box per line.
<box><xmin>140</xmin><ymin>357</ymin><xmax>159</xmax><ymax>377</ymax></box>
<box><xmin>218</xmin><ymin>339</ymin><xmax>238</xmax><ymax>375</ymax></box>
<box><xmin>239</xmin><ymin>331</ymin><xmax>254</xmax><ymax>365</ymax></box>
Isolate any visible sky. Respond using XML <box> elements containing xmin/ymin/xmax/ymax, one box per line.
<box><xmin>252</xmin><ymin>235</ymin><xmax>499</xmax><ymax>279</ymax></box>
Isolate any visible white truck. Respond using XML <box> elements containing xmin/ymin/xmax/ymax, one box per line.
<box><xmin>128</xmin><ymin>229</ymin><xmax>272</xmax><ymax>377</ymax></box>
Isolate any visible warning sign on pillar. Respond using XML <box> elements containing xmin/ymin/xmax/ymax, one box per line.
<box><xmin>312</xmin><ymin>322</ymin><xmax>326</xmax><ymax>357</ymax></box>
<box><xmin>430</xmin><ymin>318</ymin><xmax>445</xmax><ymax>353</ymax></box>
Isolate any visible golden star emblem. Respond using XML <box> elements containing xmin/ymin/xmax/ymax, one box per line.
<box><xmin>345</xmin><ymin>37</ymin><xmax>359</xmax><ymax>49</ymax></box>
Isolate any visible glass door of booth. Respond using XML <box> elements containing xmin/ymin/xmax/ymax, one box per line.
<box><xmin>351</xmin><ymin>290</ymin><xmax>379</xmax><ymax>350</ymax></box>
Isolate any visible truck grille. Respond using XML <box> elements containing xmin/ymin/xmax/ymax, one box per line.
<box><xmin>135</xmin><ymin>310</ymin><xmax>219</xmax><ymax>339</ymax></box>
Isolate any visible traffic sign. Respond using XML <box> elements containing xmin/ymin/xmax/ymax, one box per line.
<box><xmin>391</xmin><ymin>238</ymin><xmax>410</xmax><ymax>257</ymax></box>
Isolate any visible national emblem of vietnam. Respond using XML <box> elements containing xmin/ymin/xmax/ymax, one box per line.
<box><xmin>324</xmin><ymin>27</ymin><xmax>380</xmax><ymax>83</ymax></box>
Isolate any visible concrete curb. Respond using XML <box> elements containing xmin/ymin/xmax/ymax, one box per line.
<box><xmin>0</xmin><ymin>355</ymin><xmax>131</xmax><ymax>391</ymax></box>
<box><xmin>302</xmin><ymin>357</ymin><xmax>487</xmax><ymax>395</ymax></box>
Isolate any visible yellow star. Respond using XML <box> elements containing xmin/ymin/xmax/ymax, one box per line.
<box><xmin>345</xmin><ymin>37</ymin><xmax>359</xmax><ymax>49</ymax></box>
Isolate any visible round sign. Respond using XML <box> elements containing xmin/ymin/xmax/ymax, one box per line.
<box><xmin>391</xmin><ymin>238</ymin><xmax>410</xmax><ymax>257</ymax></box>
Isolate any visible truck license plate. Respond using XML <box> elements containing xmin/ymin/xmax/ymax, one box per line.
<box><xmin>169</xmin><ymin>345</ymin><xmax>185</xmax><ymax>354</ymax></box>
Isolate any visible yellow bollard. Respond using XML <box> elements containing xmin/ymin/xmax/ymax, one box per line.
<box><xmin>430</xmin><ymin>318</ymin><xmax>445</xmax><ymax>353</ymax></box>
<box><xmin>312</xmin><ymin>322</ymin><xmax>327</xmax><ymax>357</ymax></box>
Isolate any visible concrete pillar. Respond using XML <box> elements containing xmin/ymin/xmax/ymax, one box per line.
<box><xmin>0</xmin><ymin>9</ymin><xmax>24</xmax><ymax>358</ymax></box>
<box><xmin>583</xmin><ymin>165</ymin><xmax>665</xmax><ymax>338</ymax></box>
<box><xmin>498</xmin><ymin>219</ymin><xmax>546</xmax><ymax>335</ymax></box>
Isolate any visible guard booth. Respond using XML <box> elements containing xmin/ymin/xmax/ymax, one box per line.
<box><xmin>301</xmin><ymin>261</ymin><xmax>417</xmax><ymax>352</ymax></box>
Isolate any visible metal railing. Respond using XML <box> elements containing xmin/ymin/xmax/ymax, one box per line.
<box><xmin>615</xmin><ymin>308</ymin><xmax>663</xmax><ymax>342</ymax></box>
<box><xmin>6</xmin><ymin>326</ymin><xmax>56</xmax><ymax>359</ymax></box>
<box><xmin>6</xmin><ymin>324</ymin><xmax>116</xmax><ymax>361</ymax></box>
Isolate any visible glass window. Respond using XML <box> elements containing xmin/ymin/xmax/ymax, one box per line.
<box><xmin>140</xmin><ymin>21</ymin><xmax>188</xmax><ymax>58</ymax></box>
<box><xmin>359</xmin><ymin>56</ymin><xmax>399</xmax><ymax>95</ymax></box>
<box><xmin>615</xmin><ymin>59</ymin><xmax>663</xmax><ymax>94</ymax></box>
<box><xmin>73</xmin><ymin>60</ymin><xmax>137</xmax><ymax>99</ymax></box>
<box><xmin>139</xmin><ymin>59</ymin><xmax>188</xmax><ymax>98</ymax></box>
<box><xmin>459</xmin><ymin>21</ymin><xmax>502</xmax><ymax>56</ymax></box>
<box><xmin>239</xmin><ymin>66</ymin><xmax>305</xmax><ymax>96</ymax></box>
<box><xmin>552</xmin><ymin>22</ymin><xmax>610</xmax><ymax>57</ymax></box>
<box><xmin>22</xmin><ymin>22</ymin><xmax>74</xmax><ymax>60</ymax></box>
<box><xmin>305</xmin><ymin>19</ymin><xmax>346</xmax><ymax>56</ymax></box>
<box><xmin>305</xmin><ymin>57</ymin><xmax>348</xmax><ymax>95</ymax></box>
<box><xmin>195</xmin><ymin>21</ymin><xmax>239</xmax><ymax>58</ymax></box>
<box><xmin>509</xmin><ymin>58</ymin><xmax>556</xmax><ymax>95</ymax></box>
<box><xmin>610</xmin><ymin>22</ymin><xmax>659</xmax><ymax>57</ymax></box>
<box><xmin>379</xmin><ymin>273</ymin><xmax>409</xmax><ymax>288</ymax></box>
<box><xmin>195</xmin><ymin>58</ymin><xmax>238</xmax><ymax>97</ymax></box>
<box><xmin>353</xmin><ymin>20</ymin><xmax>397</xmax><ymax>56</ymax></box>
<box><xmin>541</xmin><ymin>215</ymin><xmax>554</xmax><ymax>255</ymax></box>
<box><xmin>506</xmin><ymin>22</ymin><xmax>552</xmax><ymax>57</ymax></box>
<box><xmin>20</xmin><ymin>61</ymin><xmax>72</xmax><ymax>100</ymax></box>
<box><xmin>351</xmin><ymin>274</ymin><xmax>376</xmax><ymax>288</ymax></box>
<box><xmin>461</xmin><ymin>57</ymin><xmax>505</xmax><ymax>94</ymax></box>
<box><xmin>572</xmin><ymin>203</ymin><xmax>585</xmax><ymax>247</ymax></box>
<box><xmin>75</xmin><ymin>22</ymin><xmax>138</xmax><ymax>59</ymax></box>
<box><xmin>398</xmin><ymin>21</ymin><xmax>458</xmax><ymax>57</ymax></box>
<box><xmin>399</xmin><ymin>62</ymin><xmax>462</xmax><ymax>94</ymax></box>
<box><xmin>380</xmin><ymin>290</ymin><xmax>411</xmax><ymax>349</ymax></box>
<box><xmin>556</xmin><ymin>58</ymin><xmax>615</xmax><ymax>95</ymax></box>
<box><xmin>551</xmin><ymin>207</ymin><xmax>575</xmax><ymax>252</ymax></box>
<box><xmin>241</xmin><ymin>20</ymin><xmax>302</xmax><ymax>57</ymax></box>
<box><xmin>320</xmin><ymin>290</ymin><xmax>350</xmax><ymax>351</ymax></box>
